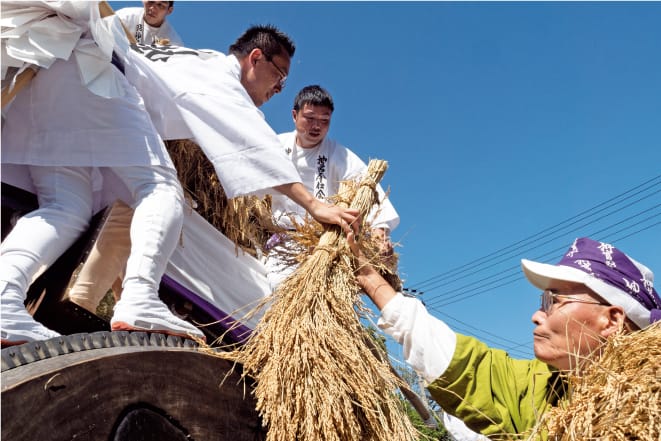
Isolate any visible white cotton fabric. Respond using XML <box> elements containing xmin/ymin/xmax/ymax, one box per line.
<box><xmin>441</xmin><ymin>411</ymin><xmax>491</xmax><ymax>441</ymax></box>
<box><xmin>115</xmin><ymin>7</ymin><xmax>184</xmax><ymax>46</ymax></box>
<box><xmin>123</xmin><ymin>47</ymin><xmax>303</xmax><ymax>198</ymax></box>
<box><xmin>378</xmin><ymin>293</ymin><xmax>456</xmax><ymax>383</ymax></box>
<box><xmin>1</xmin><ymin>52</ymin><xmax>173</xmax><ymax>169</ymax></box>
<box><xmin>1</xmin><ymin>1</ymin><xmax>85</xmax><ymax>75</ymax></box>
<box><xmin>1</xmin><ymin>1</ymin><xmax>130</xmax><ymax>99</ymax></box>
<box><xmin>166</xmin><ymin>208</ymin><xmax>272</xmax><ymax>330</ymax></box>
<box><xmin>272</xmin><ymin>131</ymin><xmax>400</xmax><ymax>231</ymax></box>
<box><xmin>0</xmin><ymin>167</ymin><xmax>95</xmax><ymax>289</ymax></box>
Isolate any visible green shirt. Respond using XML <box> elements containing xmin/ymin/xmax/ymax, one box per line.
<box><xmin>428</xmin><ymin>334</ymin><xmax>564</xmax><ymax>439</ymax></box>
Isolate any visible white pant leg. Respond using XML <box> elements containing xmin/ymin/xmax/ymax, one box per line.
<box><xmin>108</xmin><ymin>165</ymin><xmax>183</xmax><ymax>297</ymax></box>
<box><xmin>0</xmin><ymin>166</ymin><xmax>93</xmax><ymax>293</ymax></box>
<box><xmin>107</xmin><ymin>166</ymin><xmax>203</xmax><ymax>339</ymax></box>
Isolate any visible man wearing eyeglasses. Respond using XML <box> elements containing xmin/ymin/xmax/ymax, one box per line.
<box><xmin>123</xmin><ymin>25</ymin><xmax>359</xmax><ymax>232</ymax></box>
<box><xmin>348</xmin><ymin>235</ymin><xmax>660</xmax><ymax>438</ymax></box>
<box><xmin>229</xmin><ymin>26</ymin><xmax>290</xmax><ymax>108</ymax></box>
<box><xmin>54</xmin><ymin>24</ymin><xmax>359</xmax><ymax>320</ymax></box>
<box><xmin>264</xmin><ymin>85</ymin><xmax>400</xmax><ymax>291</ymax></box>
<box><xmin>116</xmin><ymin>1</ymin><xmax>184</xmax><ymax>46</ymax></box>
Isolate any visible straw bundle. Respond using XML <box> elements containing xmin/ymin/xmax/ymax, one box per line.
<box><xmin>222</xmin><ymin>160</ymin><xmax>417</xmax><ymax>441</ymax></box>
<box><xmin>165</xmin><ymin>139</ymin><xmax>281</xmax><ymax>255</ymax></box>
<box><xmin>531</xmin><ymin>322</ymin><xmax>661</xmax><ymax>441</ymax></box>
<box><xmin>266</xmin><ymin>197</ymin><xmax>403</xmax><ymax>292</ymax></box>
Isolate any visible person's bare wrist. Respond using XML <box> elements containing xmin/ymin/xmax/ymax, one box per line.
<box><xmin>357</xmin><ymin>271</ymin><xmax>385</xmax><ymax>293</ymax></box>
<box><xmin>307</xmin><ymin>199</ymin><xmax>327</xmax><ymax>219</ymax></box>
<box><xmin>355</xmin><ymin>256</ymin><xmax>379</xmax><ymax>277</ymax></box>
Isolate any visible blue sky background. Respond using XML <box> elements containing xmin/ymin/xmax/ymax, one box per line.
<box><xmin>112</xmin><ymin>1</ymin><xmax>660</xmax><ymax>361</ymax></box>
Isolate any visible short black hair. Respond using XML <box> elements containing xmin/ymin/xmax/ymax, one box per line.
<box><xmin>229</xmin><ymin>25</ymin><xmax>296</xmax><ymax>60</ymax></box>
<box><xmin>145</xmin><ymin>1</ymin><xmax>175</xmax><ymax>7</ymax></box>
<box><xmin>293</xmin><ymin>85</ymin><xmax>334</xmax><ymax>112</ymax></box>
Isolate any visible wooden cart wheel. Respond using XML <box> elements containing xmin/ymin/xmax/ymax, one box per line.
<box><xmin>1</xmin><ymin>331</ymin><xmax>265</xmax><ymax>441</ymax></box>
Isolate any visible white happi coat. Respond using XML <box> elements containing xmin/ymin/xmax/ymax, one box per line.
<box><xmin>1</xmin><ymin>2</ymin><xmax>173</xmax><ymax>205</ymax></box>
<box><xmin>272</xmin><ymin>131</ymin><xmax>400</xmax><ymax>231</ymax></box>
<box><xmin>2</xmin><ymin>2</ymin><xmax>302</xmax><ymax>200</ymax></box>
<box><xmin>122</xmin><ymin>46</ymin><xmax>302</xmax><ymax>198</ymax></box>
<box><xmin>2</xmin><ymin>54</ymin><xmax>171</xmax><ymax>169</ymax></box>
<box><xmin>115</xmin><ymin>7</ymin><xmax>184</xmax><ymax>46</ymax></box>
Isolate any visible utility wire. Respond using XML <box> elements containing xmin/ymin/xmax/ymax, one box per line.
<box><xmin>416</xmin><ymin>218</ymin><xmax>659</xmax><ymax>355</ymax></box>
<box><xmin>424</xmin><ymin>210</ymin><xmax>659</xmax><ymax>307</ymax></box>
<box><xmin>431</xmin><ymin>309</ymin><xmax>533</xmax><ymax>358</ymax></box>
<box><xmin>412</xmin><ymin>175</ymin><xmax>660</xmax><ymax>290</ymax></box>
<box><xmin>388</xmin><ymin>176</ymin><xmax>659</xmax><ymax>362</ymax></box>
<box><xmin>416</xmin><ymin>196</ymin><xmax>660</xmax><ymax>292</ymax></box>
<box><xmin>416</xmin><ymin>219</ymin><xmax>659</xmax><ymax>346</ymax></box>
<box><xmin>407</xmin><ymin>178</ymin><xmax>659</xmax><ymax>354</ymax></box>
<box><xmin>422</xmin><ymin>205</ymin><xmax>660</xmax><ymax>302</ymax></box>
<box><xmin>414</xmin><ymin>189</ymin><xmax>659</xmax><ymax>292</ymax></box>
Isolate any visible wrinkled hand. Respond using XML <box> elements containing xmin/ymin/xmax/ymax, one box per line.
<box><xmin>347</xmin><ymin>227</ymin><xmax>376</xmax><ymax>278</ymax></box>
<box><xmin>348</xmin><ymin>228</ymin><xmax>392</xmax><ymax>308</ymax></box>
<box><xmin>347</xmin><ymin>227</ymin><xmax>361</xmax><ymax>257</ymax></box>
<box><xmin>370</xmin><ymin>227</ymin><xmax>394</xmax><ymax>257</ymax></box>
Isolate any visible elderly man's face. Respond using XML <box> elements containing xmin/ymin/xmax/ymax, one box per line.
<box><xmin>531</xmin><ymin>281</ymin><xmax>609</xmax><ymax>370</ymax></box>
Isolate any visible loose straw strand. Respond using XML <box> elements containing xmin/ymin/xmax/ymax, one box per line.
<box><xmin>215</xmin><ymin>159</ymin><xmax>418</xmax><ymax>441</ymax></box>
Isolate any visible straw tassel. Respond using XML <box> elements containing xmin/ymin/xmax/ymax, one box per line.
<box><xmin>528</xmin><ymin>322</ymin><xmax>661</xmax><ymax>441</ymax></box>
<box><xmin>221</xmin><ymin>159</ymin><xmax>417</xmax><ymax>441</ymax></box>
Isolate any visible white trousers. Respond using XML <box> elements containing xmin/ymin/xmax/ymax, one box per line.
<box><xmin>0</xmin><ymin>165</ymin><xmax>183</xmax><ymax>299</ymax></box>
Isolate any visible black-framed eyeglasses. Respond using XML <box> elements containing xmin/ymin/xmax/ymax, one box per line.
<box><xmin>265</xmin><ymin>56</ymin><xmax>287</xmax><ymax>89</ymax></box>
<box><xmin>540</xmin><ymin>289</ymin><xmax>605</xmax><ymax>314</ymax></box>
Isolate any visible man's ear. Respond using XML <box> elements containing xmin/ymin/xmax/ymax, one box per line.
<box><xmin>166</xmin><ymin>6</ymin><xmax>173</xmax><ymax>16</ymax></box>
<box><xmin>601</xmin><ymin>305</ymin><xmax>626</xmax><ymax>338</ymax></box>
<box><xmin>248</xmin><ymin>48</ymin><xmax>263</xmax><ymax>67</ymax></box>
<box><xmin>291</xmin><ymin>109</ymin><xmax>298</xmax><ymax>122</ymax></box>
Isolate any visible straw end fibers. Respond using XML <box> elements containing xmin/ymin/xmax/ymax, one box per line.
<box><xmin>221</xmin><ymin>159</ymin><xmax>418</xmax><ymax>441</ymax></box>
<box><xmin>529</xmin><ymin>322</ymin><xmax>661</xmax><ymax>441</ymax></box>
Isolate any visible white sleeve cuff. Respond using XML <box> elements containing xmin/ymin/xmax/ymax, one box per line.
<box><xmin>378</xmin><ymin>293</ymin><xmax>456</xmax><ymax>383</ymax></box>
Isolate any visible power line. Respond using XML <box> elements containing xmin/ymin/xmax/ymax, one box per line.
<box><xmin>414</xmin><ymin>217</ymin><xmax>659</xmax><ymax>353</ymax></box>
<box><xmin>386</xmin><ymin>176</ymin><xmax>659</xmax><ymax>363</ymax></box>
<box><xmin>415</xmin><ymin>188</ymin><xmax>659</xmax><ymax>292</ymax></box>
<box><xmin>431</xmin><ymin>309</ymin><xmax>533</xmax><ymax>358</ymax></box>
<box><xmin>608</xmin><ymin>219</ymin><xmax>661</xmax><ymax>243</ymax></box>
<box><xmin>423</xmin><ymin>215</ymin><xmax>659</xmax><ymax>309</ymax></box>
<box><xmin>411</xmin><ymin>174</ymin><xmax>660</xmax><ymax>290</ymax></box>
<box><xmin>386</xmin><ymin>205</ymin><xmax>658</xmax><ymax>359</ymax></box>
<box><xmin>422</xmin><ymin>204</ymin><xmax>660</xmax><ymax>302</ymax></box>
<box><xmin>404</xmin><ymin>177</ymin><xmax>660</xmax><ymax>354</ymax></box>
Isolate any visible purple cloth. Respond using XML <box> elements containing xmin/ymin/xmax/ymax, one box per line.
<box><xmin>559</xmin><ymin>237</ymin><xmax>661</xmax><ymax>322</ymax></box>
<box><xmin>161</xmin><ymin>274</ymin><xmax>253</xmax><ymax>344</ymax></box>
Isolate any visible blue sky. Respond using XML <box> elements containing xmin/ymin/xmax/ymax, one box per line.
<box><xmin>112</xmin><ymin>1</ymin><xmax>660</xmax><ymax>360</ymax></box>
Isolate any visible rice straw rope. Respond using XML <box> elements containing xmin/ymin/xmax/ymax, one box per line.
<box><xmin>218</xmin><ymin>159</ymin><xmax>418</xmax><ymax>441</ymax></box>
<box><xmin>528</xmin><ymin>322</ymin><xmax>661</xmax><ymax>441</ymax></box>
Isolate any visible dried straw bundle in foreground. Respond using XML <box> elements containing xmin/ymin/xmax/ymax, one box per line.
<box><xmin>531</xmin><ymin>322</ymin><xmax>661</xmax><ymax>441</ymax></box>
<box><xmin>221</xmin><ymin>160</ymin><xmax>417</xmax><ymax>441</ymax></box>
<box><xmin>165</xmin><ymin>139</ymin><xmax>281</xmax><ymax>255</ymax></box>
